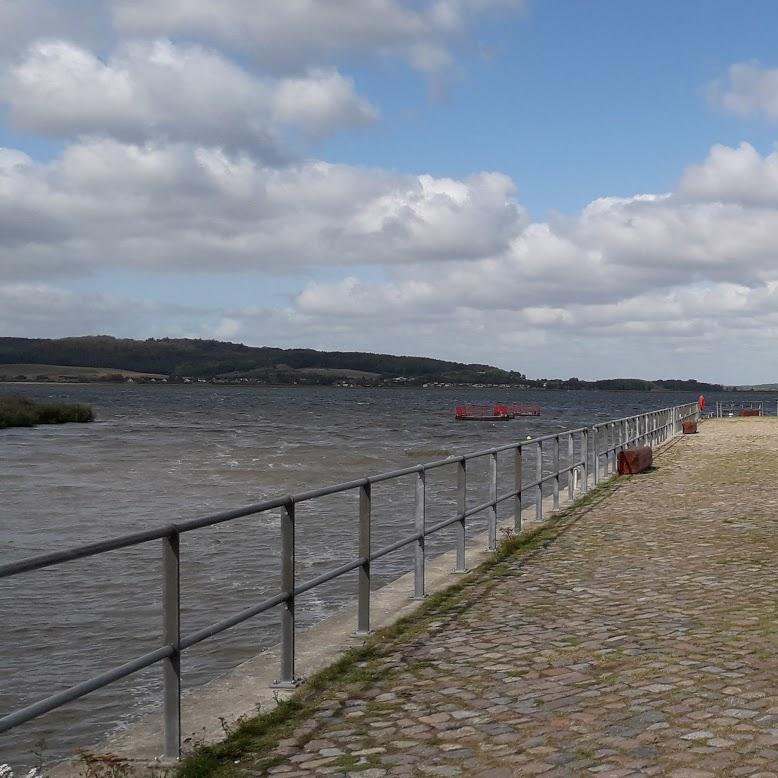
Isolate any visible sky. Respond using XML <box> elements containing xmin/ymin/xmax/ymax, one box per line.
<box><xmin>2</xmin><ymin>1</ymin><xmax>778</xmax><ymax>383</ymax></box>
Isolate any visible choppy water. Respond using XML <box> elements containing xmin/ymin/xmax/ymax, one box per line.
<box><xmin>1</xmin><ymin>384</ymin><xmax>774</xmax><ymax>769</ymax></box>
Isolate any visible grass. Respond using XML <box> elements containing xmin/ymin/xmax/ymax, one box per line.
<box><xmin>0</xmin><ymin>395</ymin><xmax>94</xmax><ymax>429</ymax></box>
<box><xmin>176</xmin><ymin>477</ymin><xmax>623</xmax><ymax>778</ymax></box>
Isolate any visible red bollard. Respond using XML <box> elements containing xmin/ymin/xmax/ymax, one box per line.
<box><xmin>617</xmin><ymin>447</ymin><xmax>653</xmax><ymax>475</ymax></box>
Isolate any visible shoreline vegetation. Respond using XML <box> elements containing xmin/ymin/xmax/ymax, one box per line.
<box><xmin>0</xmin><ymin>336</ymin><xmax>729</xmax><ymax>391</ymax></box>
<box><xmin>0</xmin><ymin>396</ymin><xmax>94</xmax><ymax>429</ymax></box>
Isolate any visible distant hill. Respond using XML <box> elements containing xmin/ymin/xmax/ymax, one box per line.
<box><xmin>0</xmin><ymin>336</ymin><xmax>529</xmax><ymax>386</ymax></box>
<box><xmin>0</xmin><ymin>336</ymin><xmax>727</xmax><ymax>390</ymax></box>
<box><xmin>545</xmin><ymin>377</ymin><xmax>724</xmax><ymax>392</ymax></box>
<box><xmin>734</xmin><ymin>383</ymin><xmax>778</xmax><ymax>391</ymax></box>
<box><xmin>0</xmin><ymin>363</ymin><xmax>166</xmax><ymax>381</ymax></box>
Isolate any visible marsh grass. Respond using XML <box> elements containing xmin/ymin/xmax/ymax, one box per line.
<box><xmin>0</xmin><ymin>396</ymin><xmax>94</xmax><ymax>429</ymax></box>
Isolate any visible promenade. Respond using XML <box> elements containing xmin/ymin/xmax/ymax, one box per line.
<box><xmin>232</xmin><ymin>418</ymin><xmax>778</xmax><ymax>777</ymax></box>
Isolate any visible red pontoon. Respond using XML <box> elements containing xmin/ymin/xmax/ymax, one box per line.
<box><xmin>455</xmin><ymin>403</ymin><xmax>542</xmax><ymax>421</ymax></box>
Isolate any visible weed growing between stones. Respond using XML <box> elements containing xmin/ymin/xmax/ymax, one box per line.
<box><xmin>175</xmin><ymin>478</ymin><xmax>622</xmax><ymax>778</ymax></box>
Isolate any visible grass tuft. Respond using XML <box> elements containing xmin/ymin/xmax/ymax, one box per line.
<box><xmin>0</xmin><ymin>395</ymin><xmax>94</xmax><ymax>429</ymax></box>
<box><xmin>176</xmin><ymin>477</ymin><xmax>622</xmax><ymax>778</ymax></box>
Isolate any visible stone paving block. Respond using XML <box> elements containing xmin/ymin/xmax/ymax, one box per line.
<box><xmin>235</xmin><ymin>419</ymin><xmax>778</xmax><ymax>776</ymax></box>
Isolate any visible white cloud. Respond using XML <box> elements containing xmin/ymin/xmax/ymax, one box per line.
<box><xmin>212</xmin><ymin>317</ymin><xmax>243</xmax><ymax>340</ymax></box>
<box><xmin>1</xmin><ymin>40</ymin><xmax>376</xmax><ymax>153</ymax></box>
<box><xmin>5</xmin><ymin>138</ymin><xmax>778</xmax><ymax>313</ymax></box>
<box><xmin>679</xmin><ymin>142</ymin><xmax>778</xmax><ymax>205</ymax></box>
<box><xmin>0</xmin><ymin>0</ymin><xmax>107</xmax><ymax>61</ymax></box>
<box><xmin>111</xmin><ymin>0</ymin><xmax>524</xmax><ymax>76</ymax></box>
<box><xmin>0</xmin><ymin>138</ymin><xmax>526</xmax><ymax>279</ymax></box>
<box><xmin>282</xmin><ymin>140</ymin><xmax>778</xmax><ymax>377</ymax></box>
<box><xmin>271</xmin><ymin>68</ymin><xmax>377</xmax><ymax>137</ymax></box>
<box><xmin>4</xmin><ymin>78</ymin><xmax>778</xmax><ymax>383</ymax></box>
<box><xmin>709</xmin><ymin>63</ymin><xmax>778</xmax><ymax>122</ymax></box>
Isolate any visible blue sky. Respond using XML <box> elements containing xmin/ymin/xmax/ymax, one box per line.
<box><xmin>2</xmin><ymin>1</ymin><xmax>778</xmax><ymax>383</ymax></box>
<box><xmin>321</xmin><ymin>0</ymin><xmax>778</xmax><ymax>216</ymax></box>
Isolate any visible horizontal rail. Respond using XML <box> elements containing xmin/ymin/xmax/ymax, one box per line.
<box><xmin>181</xmin><ymin>592</ymin><xmax>290</xmax><ymax>650</ymax></box>
<box><xmin>0</xmin><ymin>645</ymin><xmax>174</xmax><ymax>735</ymax></box>
<box><xmin>2</xmin><ymin>400</ymin><xmax>700</xmax><ymax>756</ymax></box>
<box><xmin>1</xmin><ymin>406</ymin><xmax>694</xmax><ymax>580</ymax></box>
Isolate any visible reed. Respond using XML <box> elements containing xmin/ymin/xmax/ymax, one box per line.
<box><xmin>0</xmin><ymin>396</ymin><xmax>94</xmax><ymax>429</ymax></box>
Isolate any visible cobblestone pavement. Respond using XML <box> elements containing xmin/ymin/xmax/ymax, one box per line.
<box><xmin>242</xmin><ymin>419</ymin><xmax>778</xmax><ymax>777</ymax></box>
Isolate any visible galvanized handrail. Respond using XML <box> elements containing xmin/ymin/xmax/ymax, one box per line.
<box><xmin>0</xmin><ymin>401</ymin><xmax>699</xmax><ymax>757</ymax></box>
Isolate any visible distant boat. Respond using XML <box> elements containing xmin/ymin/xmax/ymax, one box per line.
<box><xmin>455</xmin><ymin>403</ymin><xmax>542</xmax><ymax>421</ymax></box>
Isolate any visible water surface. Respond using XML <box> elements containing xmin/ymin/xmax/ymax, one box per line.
<box><xmin>1</xmin><ymin>385</ymin><xmax>771</xmax><ymax>768</ymax></box>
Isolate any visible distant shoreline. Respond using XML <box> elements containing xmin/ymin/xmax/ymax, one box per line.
<box><xmin>1</xmin><ymin>380</ymin><xmax>763</xmax><ymax>393</ymax></box>
<box><xmin>0</xmin><ymin>336</ymin><xmax>729</xmax><ymax>392</ymax></box>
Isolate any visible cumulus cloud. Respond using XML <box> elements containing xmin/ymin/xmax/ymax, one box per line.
<box><xmin>709</xmin><ymin>63</ymin><xmax>778</xmax><ymax>122</ymax></box>
<box><xmin>679</xmin><ymin>142</ymin><xmax>778</xmax><ymax>205</ymax></box>
<box><xmin>0</xmin><ymin>138</ymin><xmax>526</xmax><ymax>279</ymax></box>
<box><xmin>285</xmin><ymin>140</ymin><xmax>778</xmax><ymax>373</ymax></box>
<box><xmin>111</xmin><ymin>0</ymin><xmax>524</xmax><ymax>77</ymax></box>
<box><xmin>271</xmin><ymin>68</ymin><xmax>377</xmax><ymax>137</ymax></box>
<box><xmin>4</xmin><ymin>136</ymin><xmax>778</xmax><ymax>296</ymax></box>
<box><xmin>0</xmin><ymin>0</ymin><xmax>107</xmax><ymax>61</ymax></box>
<box><xmin>1</xmin><ymin>40</ymin><xmax>376</xmax><ymax>153</ymax></box>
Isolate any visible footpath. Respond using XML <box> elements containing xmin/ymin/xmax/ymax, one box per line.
<box><xmin>228</xmin><ymin>418</ymin><xmax>778</xmax><ymax>777</ymax></box>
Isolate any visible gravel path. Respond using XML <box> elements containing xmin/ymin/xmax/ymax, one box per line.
<box><xmin>240</xmin><ymin>418</ymin><xmax>778</xmax><ymax>777</ymax></box>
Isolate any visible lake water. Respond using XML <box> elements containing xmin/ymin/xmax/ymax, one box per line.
<box><xmin>1</xmin><ymin>384</ymin><xmax>774</xmax><ymax>769</ymax></box>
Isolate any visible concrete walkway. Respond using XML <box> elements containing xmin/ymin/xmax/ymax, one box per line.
<box><xmin>239</xmin><ymin>418</ymin><xmax>778</xmax><ymax>777</ymax></box>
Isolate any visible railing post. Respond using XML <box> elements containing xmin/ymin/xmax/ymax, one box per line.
<box><xmin>514</xmin><ymin>445</ymin><xmax>523</xmax><ymax>532</ymax></box>
<box><xmin>567</xmin><ymin>433</ymin><xmax>574</xmax><ymax>501</ymax></box>
<box><xmin>488</xmin><ymin>452</ymin><xmax>498</xmax><ymax>550</ymax></box>
<box><xmin>535</xmin><ymin>441</ymin><xmax>543</xmax><ymax>521</ymax></box>
<box><xmin>356</xmin><ymin>483</ymin><xmax>371</xmax><ymax>635</ymax></box>
<box><xmin>602</xmin><ymin>422</ymin><xmax>611</xmax><ymax>478</ymax></box>
<box><xmin>455</xmin><ymin>459</ymin><xmax>467</xmax><ymax>572</ymax></box>
<box><xmin>611</xmin><ymin>422</ymin><xmax>617</xmax><ymax>471</ymax></box>
<box><xmin>593</xmin><ymin>426</ymin><xmax>600</xmax><ymax>485</ymax></box>
<box><xmin>275</xmin><ymin>500</ymin><xmax>299</xmax><ymax>687</ymax></box>
<box><xmin>413</xmin><ymin>469</ymin><xmax>426</xmax><ymax>599</ymax></box>
<box><xmin>552</xmin><ymin>435</ymin><xmax>560</xmax><ymax>511</ymax></box>
<box><xmin>582</xmin><ymin>429</ymin><xmax>589</xmax><ymax>493</ymax></box>
<box><xmin>162</xmin><ymin>531</ymin><xmax>181</xmax><ymax>760</ymax></box>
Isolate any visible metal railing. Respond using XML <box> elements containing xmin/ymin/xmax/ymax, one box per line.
<box><xmin>715</xmin><ymin>400</ymin><xmax>765</xmax><ymax>417</ymax></box>
<box><xmin>0</xmin><ymin>401</ymin><xmax>699</xmax><ymax>758</ymax></box>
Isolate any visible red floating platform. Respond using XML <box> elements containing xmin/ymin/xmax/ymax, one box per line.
<box><xmin>455</xmin><ymin>403</ymin><xmax>542</xmax><ymax>421</ymax></box>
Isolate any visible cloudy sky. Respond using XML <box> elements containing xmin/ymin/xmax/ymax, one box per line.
<box><xmin>2</xmin><ymin>0</ymin><xmax>778</xmax><ymax>382</ymax></box>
